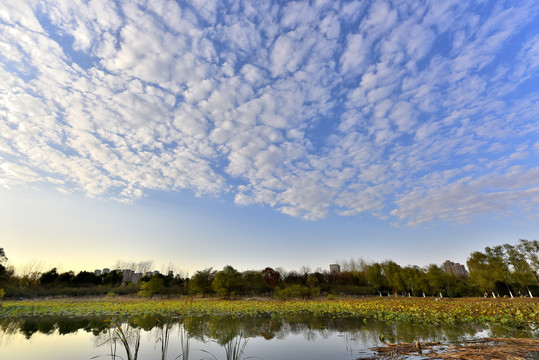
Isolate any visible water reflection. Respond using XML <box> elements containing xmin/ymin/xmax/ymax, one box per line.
<box><xmin>0</xmin><ymin>315</ymin><xmax>535</xmax><ymax>360</ymax></box>
<box><xmin>93</xmin><ymin>319</ymin><xmax>141</xmax><ymax>360</ymax></box>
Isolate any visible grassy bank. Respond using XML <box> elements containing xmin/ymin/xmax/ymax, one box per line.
<box><xmin>1</xmin><ymin>297</ymin><xmax>537</xmax><ymax>327</ymax></box>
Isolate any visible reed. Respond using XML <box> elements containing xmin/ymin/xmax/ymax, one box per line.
<box><xmin>92</xmin><ymin>319</ymin><xmax>141</xmax><ymax>360</ymax></box>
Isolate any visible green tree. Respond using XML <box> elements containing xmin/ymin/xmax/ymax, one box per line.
<box><xmin>102</xmin><ymin>270</ymin><xmax>123</xmax><ymax>286</ymax></box>
<box><xmin>0</xmin><ymin>248</ymin><xmax>6</xmax><ymax>263</ymax></box>
<box><xmin>467</xmin><ymin>251</ymin><xmax>493</xmax><ymax>294</ymax></box>
<box><xmin>416</xmin><ymin>269</ymin><xmax>432</xmax><ymax>296</ymax></box>
<box><xmin>189</xmin><ymin>268</ymin><xmax>216</xmax><ymax>297</ymax></box>
<box><xmin>282</xmin><ymin>270</ymin><xmax>304</xmax><ymax>285</ymax></box>
<box><xmin>517</xmin><ymin>239</ymin><xmax>539</xmax><ymax>275</ymax></box>
<box><xmin>365</xmin><ymin>263</ymin><xmax>387</xmax><ymax>294</ymax></box>
<box><xmin>72</xmin><ymin>271</ymin><xmax>101</xmax><ymax>286</ymax></box>
<box><xmin>0</xmin><ymin>249</ymin><xmax>7</xmax><ymax>277</ymax></box>
<box><xmin>40</xmin><ymin>268</ymin><xmax>59</xmax><ymax>285</ymax></box>
<box><xmin>401</xmin><ymin>266</ymin><xmax>423</xmax><ymax>296</ymax></box>
<box><xmin>306</xmin><ymin>274</ymin><xmax>319</xmax><ymax>288</ymax></box>
<box><xmin>467</xmin><ymin>249</ymin><xmax>510</xmax><ymax>296</ymax></box>
<box><xmin>382</xmin><ymin>261</ymin><xmax>406</xmax><ymax>295</ymax></box>
<box><xmin>57</xmin><ymin>271</ymin><xmax>74</xmax><ymax>286</ymax></box>
<box><xmin>138</xmin><ymin>276</ymin><xmax>165</xmax><ymax>297</ymax></box>
<box><xmin>0</xmin><ymin>249</ymin><xmax>5</xmax><ymax>301</ymax></box>
<box><xmin>425</xmin><ymin>264</ymin><xmax>448</xmax><ymax>296</ymax></box>
<box><xmin>275</xmin><ymin>284</ymin><xmax>320</xmax><ymax>299</ymax></box>
<box><xmin>504</xmin><ymin>243</ymin><xmax>536</xmax><ymax>297</ymax></box>
<box><xmin>243</xmin><ymin>270</ymin><xmax>265</xmax><ymax>296</ymax></box>
<box><xmin>212</xmin><ymin>265</ymin><xmax>243</xmax><ymax>298</ymax></box>
<box><xmin>0</xmin><ymin>248</ymin><xmax>9</xmax><ymax>295</ymax></box>
<box><xmin>485</xmin><ymin>245</ymin><xmax>513</xmax><ymax>296</ymax></box>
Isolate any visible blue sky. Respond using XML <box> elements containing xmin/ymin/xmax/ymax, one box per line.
<box><xmin>0</xmin><ymin>0</ymin><xmax>538</xmax><ymax>276</ymax></box>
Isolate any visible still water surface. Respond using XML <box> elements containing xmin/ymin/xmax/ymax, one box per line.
<box><xmin>0</xmin><ymin>315</ymin><xmax>531</xmax><ymax>359</ymax></box>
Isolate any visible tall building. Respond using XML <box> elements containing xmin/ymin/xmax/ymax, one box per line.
<box><xmin>122</xmin><ymin>269</ymin><xmax>134</xmax><ymax>283</ymax></box>
<box><xmin>443</xmin><ymin>260</ymin><xmax>468</xmax><ymax>277</ymax></box>
<box><xmin>329</xmin><ymin>264</ymin><xmax>341</xmax><ymax>275</ymax></box>
<box><xmin>131</xmin><ymin>273</ymin><xmax>143</xmax><ymax>283</ymax></box>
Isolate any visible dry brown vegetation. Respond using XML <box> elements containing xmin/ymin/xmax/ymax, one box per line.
<box><xmin>362</xmin><ymin>337</ymin><xmax>539</xmax><ymax>359</ymax></box>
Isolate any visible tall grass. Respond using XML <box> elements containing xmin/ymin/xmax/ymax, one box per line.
<box><xmin>92</xmin><ymin>319</ymin><xmax>141</xmax><ymax>360</ymax></box>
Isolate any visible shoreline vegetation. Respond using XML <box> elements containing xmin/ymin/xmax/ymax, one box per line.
<box><xmin>2</xmin><ymin>240</ymin><xmax>539</xmax><ymax>302</ymax></box>
<box><xmin>1</xmin><ymin>296</ymin><xmax>537</xmax><ymax>327</ymax></box>
<box><xmin>2</xmin><ymin>243</ymin><xmax>538</xmax><ymax>360</ymax></box>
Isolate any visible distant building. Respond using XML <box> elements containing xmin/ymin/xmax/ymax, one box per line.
<box><xmin>122</xmin><ymin>269</ymin><xmax>134</xmax><ymax>284</ymax></box>
<box><xmin>94</xmin><ymin>269</ymin><xmax>102</xmax><ymax>276</ymax></box>
<box><xmin>443</xmin><ymin>260</ymin><xmax>468</xmax><ymax>277</ymax></box>
<box><xmin>132</xmin><ymin>273</ymin><xmax>143</xmax><ymax>283</ymax></box>
<box><xmin>102</xmin><ymin>268</ymin><xmax>110</xmax><ymax>274</ymax></box>
<box><xmin>329</xmin><ymin>264</ymin><xmax>341</xmax><ymax>275</ymax></box>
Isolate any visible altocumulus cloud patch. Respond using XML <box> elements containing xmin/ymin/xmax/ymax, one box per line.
<box><xmin>0</xmin><ymin>0</ymin><xmax>538</xmax><ymax>224</ymax></box>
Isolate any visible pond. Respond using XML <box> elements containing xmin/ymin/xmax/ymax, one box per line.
<box><xmin>1</xmin><ymin>315</ymin><xmax>534</xmax><ymax>360</ymax></box>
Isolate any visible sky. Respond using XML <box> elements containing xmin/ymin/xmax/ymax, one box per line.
<box><xmin>0</xmin><ymin>0</ymin><xmax>538</xmax><ymax>276</ymax></box>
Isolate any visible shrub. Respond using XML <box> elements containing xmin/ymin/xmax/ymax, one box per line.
<box><xmin>138</xmin><ymin>277</ymin><xmax>165</xmax><ymax>297</ymax></box>
<box><xmin>275</xmin><ymin>285</ymin><xmax>320</xmax><ymax>299</ymax></box>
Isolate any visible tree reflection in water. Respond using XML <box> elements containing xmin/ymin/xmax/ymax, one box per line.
<box><xmin>188</xmin><ymin>315</ymin><xmax>256</xmax><ymax>360</ymax></box>
<box><xmin>92</xmin><ymin>316</ymin><xmax>188</xmax><ymax>360</ymax></box>
<box><xmin>0</xmin><ymin>318</ymin><xmax>19</xmax><ymax>348</ymax></box>
<box><xmin>0</xmin><ymin>315</ymin><xmax>534</xmax><ymax>359</ymax></box>
<box><xmin>154</xmin><ymin>318</ymin><xmax>171</xmax><ymax>360</ymax></box>
<box><xmin>178</xmin><ymin>316</ymin><xmax>191</xmax><ymax>360</ymax></box>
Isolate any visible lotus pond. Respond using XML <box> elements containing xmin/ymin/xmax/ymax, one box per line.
<box><xmin>0</xmin><ymin>297</ymin><xmax>537</xmax><ymax>359</ymax></box>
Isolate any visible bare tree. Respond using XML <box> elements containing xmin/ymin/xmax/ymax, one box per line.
<box><xmin>114</xmin><ymin>260</ymin><xmax>154</xmax><ymax>273</ymax></box>
<box><xmin>18</xmin><ymin>260</ymin><xmax>45</xmax><ymax>285</ymax></box>
<box><xmin>275</xmin><ymin>267</ymin><xmax>287</xmax><ymax>278</ymax></box>
<box><xmin>136</xmin><ymin>260</ymin><xmax>154</xmax><ymax>274</ymax></box>
<box><xmin>162</xmin><ymin>262</ymin><xmax>175</xmax><ymax>276</ymax></box>
<box><xmin>338</xmin><ymin>257</ymin><xmax>370</xmax><ymax>272</ymax></box>
<box><xmin>300</xmin><ymin>265</ymin><xmax>312</xmax><ymax>276</ymax></box>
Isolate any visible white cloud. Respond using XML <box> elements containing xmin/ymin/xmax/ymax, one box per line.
<box><xmin>514</xmin><ymin>33</ymin><xmax>539</xmax><ymax>79</ymax></box>
<box><xmin>270</xmin><ymin>30</ymin><xmax>317</xmax><ymax>77</ymax></box>
<box><xmin>0</xmin><ymin>0</ymin><xmax>538</xmax><ymax>224</ymax></box>
<box><xmin>340</xmin><ymin>34</ymin><xmax>369</xmax><ymax>76</ymax></box>
<box><xmin>190</xmin><ymin>0</ymin><xmax>219</xmax><ymax>25</ymax></box>
<box><xmin>319</xmin><ymin>12</ymin><xmax>340</xmax><ymax>40</ymax></box>
<box><xmin>281</xmin><ymin>2</ymin><xmax>318</xmax><ymax>29</ymax></box>
<box><xmin>391</xmin><ymin>167</ymin><xmax>539</xmax><ymax>226</ymax></box>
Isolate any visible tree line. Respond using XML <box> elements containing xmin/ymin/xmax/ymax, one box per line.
<box><xmin>0</xmin><ymin>239</ymin><xmax>537</xmax><ymax>299</ymax></box>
